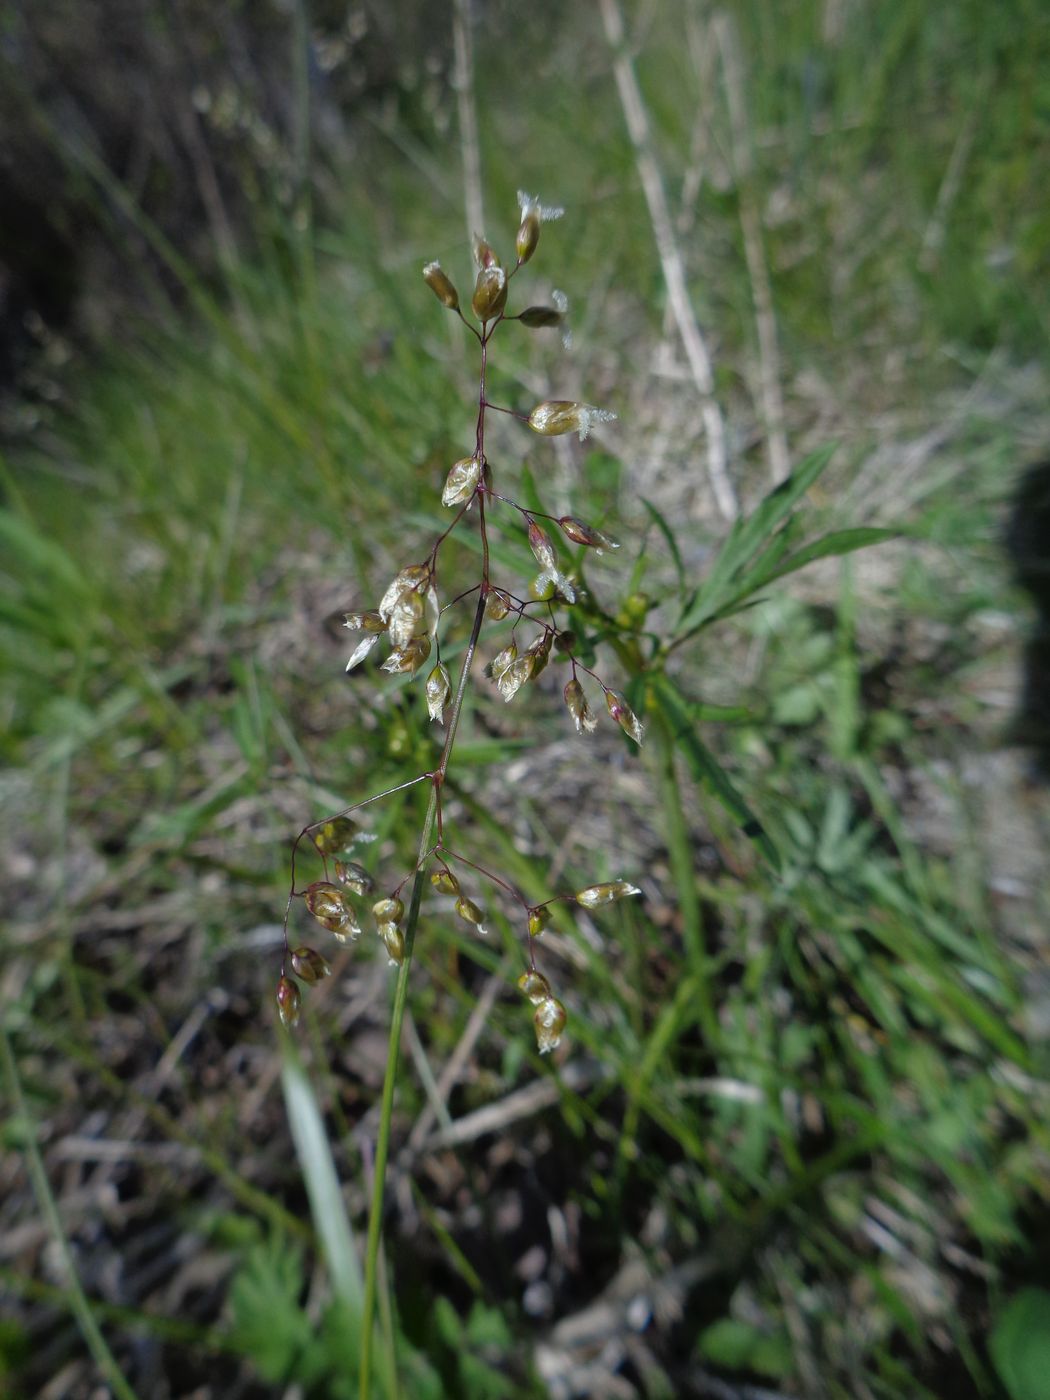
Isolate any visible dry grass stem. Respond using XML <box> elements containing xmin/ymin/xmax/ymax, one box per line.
<box><xmin>452</xmin><ymin>0</ymin><xmax>485</xmax><ymax>243</ymax></box>
<box><xmin>600</xmin><ymin>0</ymin><xmax>739</xmax><ymax>520</ymax></box>
<box><xmin>714</xmin><ymin>10</ymin><xmax>790</xmax><ymax>485</ymax></box>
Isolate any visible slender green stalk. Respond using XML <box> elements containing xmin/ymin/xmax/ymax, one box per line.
<box><xmin>0</xmin><ymin>1026</ymin><xmax>140</xmax><ymax>1400</ymax></box>
<box><xmin>652</xmin><ymin>709</ymin><xmax>718</xmax><ymax>1043</ymax></box>
<box><xmin>358</xmin><ymin>592</ymin><xmax>488</xmax><ymax>1399</ymax></box>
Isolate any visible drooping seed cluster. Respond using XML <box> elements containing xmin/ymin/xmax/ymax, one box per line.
<box><xmin>279</xmin><ymin>191</ymin><xmax>645</xmax><ymax>1055</ymax></box>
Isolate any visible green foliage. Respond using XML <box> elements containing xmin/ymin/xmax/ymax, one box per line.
<box><xmin>227</xmin><ymin>1238</ymin><xmax>316</xmax><ymax>1385</ymax></box>
<box><xmin>1</xmin><ymin>2</ymin><xmax>1047</xmax><ymax>1398</ymax></box>
<box><xmin>990</xmin><ymin>1290</ymin><xmax>1050</xmax><ymax>1400</ymax></box>
<box><xmin>697</xmin><ymin>1316</ymin><xmax>792</xmax><ymax>1379</ymax></box>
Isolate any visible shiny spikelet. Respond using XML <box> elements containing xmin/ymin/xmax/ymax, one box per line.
<box><xmin>422</xmin><ymin>261</ymin><xmax>459</xmax><ymax>309</ymax></box>
<box><xmin>312</xmin><ymin>817</ymin><xmax>360</xmax><ymax>857</ymax></box>
<box><xmin>276</xmin><ymin>976</ymin><xmax>301</xmax><ymax>1027</ymax></box>
<box><xmin>533</xmin><ymin>997</ymin><xmax>567</xmax><ymax>1054</ymax></box>
<box><xmin>518</xmin><ymin>969</ymin><xmax>551</xmax><ymax>1003</ymax></box>
<box><xmin>425</xmin><ymin>663</ymin><xmax>451</xmax><ymax>722</ymax></box>
<box><xmin>575</xmin><ymin>880</ymin><xmax>642</xmax><ymax>909</ymax></box>
<box><xmin>564</xmin><ymin>677</ymin><xmax>597</xmax><ymax>734</ymax></box>
<box><xmin>305</xmin><ymin>882</ymin><xmax>357</xmax><ymax>937</ymax></box>
<box><xmin>455</xmin><ymin>895</ymin><xmax>487</xmax><ymax>934</ymax></box>
<box><xmin>442</xmin><ymin>455</ymin><xmax>483</xmax><ymax>507</ymax></box>
<box><xmin>291</xmin><ymin>947</ymin><xmax>331</xmax><ymax>983</ymax></box>
<box><xmin>527</xmin><ymin>400</ymin><xmax>617</xmax><ymax>442</ymax></box>
<box><xmin>605</xmin><ymin>689</ymin><xmax>645</xmax><ymax>745</ymax></box>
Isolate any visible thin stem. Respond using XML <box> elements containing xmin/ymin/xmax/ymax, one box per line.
<box><xmin>652</xmin><ymin>711</ymin><xmax>718</xmax><ymax>1043</ymax></box>
<box><xmin>437</xmin><ymin>844</ymin><xmax>529</xmax><ymax>907</ymax></box>
<box><xmin>359</xmin><ymin>592</ymin><xmax>488</xmax><ymax>1400</ymax></box>
<box><xmin>482</xmin><ymin>401</ymin><xmax>531</xmax><ymax>423</ymax></box>
<box><xmin>0</xmin><ymin>1027</ymin><xmax>140</xmax><ymax>1400</ymax></box>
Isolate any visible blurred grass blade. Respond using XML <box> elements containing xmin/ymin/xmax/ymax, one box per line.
<box><xmin>640</xmin><ymin>497</ymin><xmax>687</xmax><ymax>597</ymax></box>
<box><xmin>0</xmin><ymin>508</ymin><xmax>91</xmax><ymax>595</ymax></box>
<box><xmin>651</xmin><ymin>674</ymin><xmax>781</xmax><ymax>871</ymax></box>
<box><xmin>753</xmin><ymin>527</ymin><xmax>897</xmax><ymax>588</ymax></box>
<box><xmin>675</xmin><ymin>445</ymin><xmax>836</xmax><ymax>636</ymax></box>
<box><xmin>280</xmin><ymin>1039</ymin><xmax>363</xmax><ymax>1312</ymax></box>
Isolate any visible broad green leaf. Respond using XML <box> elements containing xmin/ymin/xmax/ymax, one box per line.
<box><xmin>652</xmin><ymin>674</ymin><xmax>781</xmax><ymax>871</ymax></box>
<box><xmin>990</xmin><ymin>1290</ymin><xmax>1050</xmax><ymax>1400</ymax></box>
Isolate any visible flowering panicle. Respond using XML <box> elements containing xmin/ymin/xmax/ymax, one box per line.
<box><xmin>279</xmin><ymin>189</ymin><xmax>645</xmax><ymax>1057</ymax></box>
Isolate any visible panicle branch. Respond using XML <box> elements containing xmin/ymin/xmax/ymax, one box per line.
<box><xmin>280</xmin><ymin>189</ymin><xmax>644</xmax><ymax>1058</ymax></box>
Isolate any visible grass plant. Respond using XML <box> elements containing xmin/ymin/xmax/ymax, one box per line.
<box><xmin>1</xmin><ymin>3</ymin><xmax>1049</xmax><ymax>1397</ymax></box>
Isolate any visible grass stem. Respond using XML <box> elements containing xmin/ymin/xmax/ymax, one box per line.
<box><xmin>358</xmin><ymin>592</ymin><xmax>488</xmax><ymax>1398</ymax></box>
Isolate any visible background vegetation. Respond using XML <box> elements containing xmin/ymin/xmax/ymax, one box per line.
<box><xmin>1</xmin><ymin>1</ymin><xmax>1048</xmax><ymax>1396</ymax></box>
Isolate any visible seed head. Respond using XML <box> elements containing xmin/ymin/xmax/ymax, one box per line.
<box><xmin>312</xmin><ymin>818</ymin><xmax>360</xmax><ymax>858</ymax></box>
<box><xmin>497</xmin><ymin>651</ymin><xmax>534</xmax><ymax>702</ymax></box>
<box><xmin>564</xmin><ymin>677</ymin><xmax>598</xmax><ymax>734</ymax></box>
<box><xmin>528</xmin><ymin>401</ymin><xmax>617</xmax><ymax>442</ymax></box>
<box><xmin>559</xmin><ymin>517</ymin><xmax>619</xmax><ymax>554</ymax></box>
<box><xmin>487</xmin><ymin>640</ymin><xmax>518</xmax><ymax>680</ymax></box>
<box><xmin>527</xmin><ymin>519</ymin><xmax>557</xmax><ymax>573</ymax></box>
<box><xmin>291</xmin><ymin>946</ymin><xmax>331</xmax><ymax>984</ymax></box>
<box><xmin>430</xmin><ymin>868</ymin><xmax>460</xmax><ymax>895</ymax></box>
<box><xmin>518</xmin><ymin>305</ymin><xmax>561</xmax><ymax>328</ymax></box>
<box><xmin>388</xmin><ymin>587</ymin><xmax>426</xmax><ymax>649</ymax></box>
<box><xmin>276</xmin><ymin>976</ymin><xmax>302</xmax><ymax>1027</ymax></box>
<box><xmin>485</xmin><ymin>588</ymin><xmax>513</xmax><ymax>621</ymax></box>
<box><xmin>422</xmin><ymin>261</ymin><xmax>459</xmax><ymax>310</ymax></box>
<box><xmin>425</xmin><ymin>662</ymin><xmax>452</xmax><ymax>722</ymax></box>
<box><xmin>472</xmin><ymin>265</ymin><xmax>508</xmax><ymax>321</ymax></box>
<box><xmin>379</xmin><ymin>923</ymin><xmax>405</xmax><ymax>965</ymax></box>
<box><xmin>381</xmin><ymin>634</ymin><xmax>432</xmax><ymax>674</ymax></box>
<box><xmin>528</xmin><ymin>572</ymin><xmax>557</xmax><ymax>602</ymax></box>
<box><xmin>516</xmin><ymin>192</ymin><xmax>564</xmax><ymax>264</ymax></box>
<box><xmin>472</xmin><ymin>233</ymin><xmax>501</xmax><ymax>269</ymax></box>
<box><xmin>372</xmin><ymin>897</ymin><xmax>405</xmax><ymax>926</ymax></box>
<box><xmin>305</xmin><ymin>881</ymin><xmax>359</xmax><ymax>937</ymax></box>
<box><xmin>518</xmin><ymin>969</ymin><xmax>552</xmax><ymax>1004</ymax></box>
<box><xmin>524</xmin><ymin>630</ymin><xmax>553</xmax><ymax>680</ymax></box>
<box><xmin>455</xmin><ymin>895</ymin><xmax>487</xmax><ymax>934</ymax></box>
<box><xmin>343</xmin><ymin>610</ymin><xmax>386</xmax><ymax>633</ymax></box>
<box><xmin>530</xmin><ymin>568</ymin><xmax>576</xmax><ymax>604</ymax></box>
<box><xmin>605</xmin><ymin>689</ymin><xmax>644</xmax><ymax>745</ymax></box>
<box><xmin>442</xmin><ymin>454</ymin><xmax>483</xmax><ymax>507</ymax></box>
<box><xmin>379</xmin><ymin>565</ymin><xmax>431</xmax><ymax>628</ymax></box>
<box><xmin>533</xmin><ymin>996</ymin><xmax>567</xmax><ymax>1055</ymax></box>
<box><xmin>527</xmin><ymin>906</ymin><xmax>550</xmax><ymax>936</ymax></box>
<box><xmin>334</xmin><ymin>859</ymin><xmax>374</xmax><ymax>896</ymax></box>
<box><xmin>575</xmin><ymin>880</ymin><xmax>642</xmax><ymax>909</ymax></box>
<box><xmin>345</xmin><ymin>632</ymin><xmax>381</xmax><ymax>671</ymax></box>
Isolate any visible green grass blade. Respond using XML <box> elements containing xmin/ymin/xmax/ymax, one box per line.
<box><xmin>651</xmin><ymin>674</ymin><xmax>781</xmax><ymax>872</ymax></box>
<box><xmin>675</xmin><ymin>445</ymin><xmax>837</xmax><ymax>635</ymax></box>
<box><xmin>747</xmin><ymin>527</ymin><xmax>898</xmax><ymax>592</ymax></box>
<box><xmin>640</xmin><ymin>497</ymin><xmax>687</xmax><ymax>597</ymax></box>
<box><xmin>280</xmin><ymin>1038</ymin><xmax>363</xmax><ymax>1312</ymax></box>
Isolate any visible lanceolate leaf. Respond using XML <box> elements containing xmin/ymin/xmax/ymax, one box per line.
<box><xmin>651</xmin><ymin>674</ymin><xmax>781</xmax><ymax>872</ymax></box>
<box><xmin>675</xmin><ymin>445</ymin><xmax>836</xmax><ymax>636</ymax></box>
<box><xmin>708</xmin><ymin>528</ymin><xmax>900</xmax><ymax>626</ymax></box>
<box><xmin>745</xmin><ymin>527</ymin><xmax>897</xmax><ymax>593</ymax></box>
<box><xmin>640</xmin><ymin>497</ymin><xmax>687</xmax><ymax>598</ymax></box>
